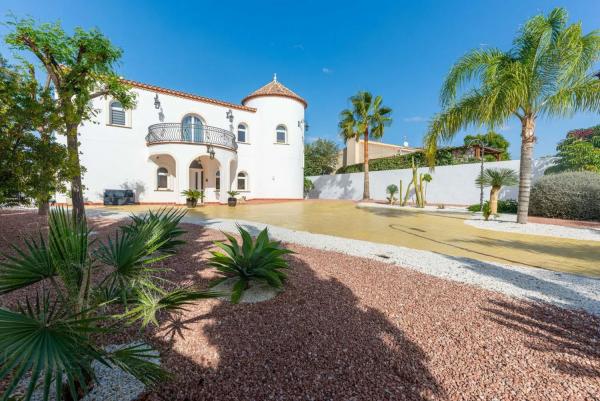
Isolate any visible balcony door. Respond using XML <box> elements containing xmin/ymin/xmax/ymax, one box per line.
<box><xmin>181</xmin><ymin>115</ymin><xmax>204</xmax><ymax>143</ymax></box>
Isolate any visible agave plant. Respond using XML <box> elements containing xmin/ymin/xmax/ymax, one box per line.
<box><xmin>0</xmin><ymin>207</ymin><xmax>216</xmax><ymax>401</ymax></box>
<box><xmin>208</xmin><ymin>225</ymin><xmax>294</xmax><ymax>303</ymax></box>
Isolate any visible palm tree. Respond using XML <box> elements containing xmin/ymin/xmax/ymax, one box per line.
<box><xmin>424</xmin><ymin>8</ymin><xmax>600</xmax><ymax>223</ymax></box>
<box><xmin>0</xmin><ymin>207</ymin><xmax>216</xmax><ymax>400</ymax></box>
<box><xmin>339</xmin><ymin>91</ymin><xmax>392</xmax><ymax>199</ymax></box>
<box><xmin>475</xmin><ymin>168</ymin><xmax>519</xmax><ymax>214</ymax></box>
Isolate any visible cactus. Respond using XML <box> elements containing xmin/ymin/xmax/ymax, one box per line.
<box><xmin>398</xmin><ymin>180</ymin><xmax>403</xmax><ymax>205</ymax></box>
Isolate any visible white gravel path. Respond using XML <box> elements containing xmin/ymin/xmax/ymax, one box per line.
<box><xmin>88</xmin><ymin>209</ymin><xmax>600</xmax><ymax>316</ymax></box>
<box><xmin>465</xmin><ymin>213</ymin><xmax>600</xmax><ymax>242</ymax></box>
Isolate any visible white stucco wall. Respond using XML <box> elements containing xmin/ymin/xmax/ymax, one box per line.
<box><xmin>307</xmin><ymin>158</ymin><xmax>556</xmax><ymax>205</ymax></box>
<box><xmin>56</xmin><ymin>81</ymin><xmax>305</xmax><ymax>204</ymax></box>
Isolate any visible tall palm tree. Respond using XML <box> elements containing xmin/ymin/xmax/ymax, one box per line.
<box><xmin>339</xmin><ymin>91</ymin><xmax>392</xmax><ymax>199</ymax></box>
<box><xmin>424</xmin><ymin>7</ymin><xmax>600</xmax><ymax>223</ymax></box>
<box><xmin>475</xmin><ymin>168</ymin><xmax>519</xmax><ymax>214</ymax></box>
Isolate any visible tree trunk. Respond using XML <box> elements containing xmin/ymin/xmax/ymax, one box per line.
<box><xmin>38</xmin><ymin>199</ymin><xmax>50</xmax><ymax>216</ymax></box>
<box><xmin>489</xmin><ymin>186</ymin><xmax>500</xmax><ymax>215</ymax></box>
<box><xmin>362</xmin><ymin>131</ymin><xmax>370</xmax><ymax>200</ymax></box>
<box><xmin>66</xmin><ymin>124</ymin><xmax>86</xmax><ymax>221</ymax></box>
<box><xmin>517</xmin><ymin>117</ymin><xmax>536</xmax><ymax>224</ymax></box>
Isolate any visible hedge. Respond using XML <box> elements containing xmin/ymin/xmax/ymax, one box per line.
<box><xmin>336</xmin><ymin>148</ymin><xmax>478</xmax><ymax>174</ymax></box>
<box><xmin>529</xmin><ymin>171</ymin><xmax>600</xmax><ymax>221</ymax></box>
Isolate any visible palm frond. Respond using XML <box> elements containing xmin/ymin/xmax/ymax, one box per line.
<box><xmin>440</xmin><ymin>48</ymin><xmax>509</xmax><ymax>106</ymax></box>
<box><xmin>122</xmin><ymin>287</ymin><xmax>219</xmax><ymax>327</ymax></box>
<box><xmin>106</xmin><ymin>343</ymin><xmax>167</xmax><ymax>385</ymax></box>
<box><xmin>0</xmin><ymin>234</ymin><xmax>56</xmax><ymax>294</ymax></box>
<box><xmin>0</xmin><ymin>293</ymin><xmax>106</xmax><ymax>401</ymax></box>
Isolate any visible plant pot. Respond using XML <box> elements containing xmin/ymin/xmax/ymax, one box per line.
<box><xmin>228</xmin><ymin>197</ymin><xmax>237</xmax><ymax>207</ymax></box>
<box><xmin>186</xmin><ymin>198</ymin><xmax>198</xmax><ymax>208</ymax></box>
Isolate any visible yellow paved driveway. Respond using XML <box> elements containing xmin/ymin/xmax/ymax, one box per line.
<box><xmin>97</xmin><ymin>200</ymin><xmax>600</xmax><ymax>277</ymax></box>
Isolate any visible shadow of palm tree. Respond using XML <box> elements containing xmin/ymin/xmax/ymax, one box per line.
<box><xmin>442</xmin><ymin>255</ymin><xmax>600</xmax><ymax>315</ymax></box>
<box><xmin>481</xmin><ymin>298</ymin><xmax>600</xmax><ymax>378</ymax></box>
<box><xmin>143</xmin><ymin>254</ymin><xmax>442</xmax><ymax>401</ymax></box>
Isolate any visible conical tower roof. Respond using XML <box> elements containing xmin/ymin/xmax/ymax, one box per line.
<box><xmin>242</xmin><ymin>74</ymin><xmax>307</xmax><ymax>108</ymax></box>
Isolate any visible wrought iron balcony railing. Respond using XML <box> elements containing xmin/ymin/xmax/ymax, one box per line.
<box><xmin>146</xmin><ymin>123</ymin><xmax>237</xmax><ymax>150</ymax></box>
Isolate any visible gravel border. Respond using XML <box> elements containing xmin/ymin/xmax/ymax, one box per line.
<box><xmin>465</xmin><ymin>213</ymin><xmax>600</xmax><ymax>241</ymax></box>
<box><xmin>14</xmin><ymin>342</ymin><xmax>158</xmax><ymax>401</ymax></box>
<box><xmin>87</xmin><ymin>209</ymin><xmax>600</xmax><ymax>316</ymax></box>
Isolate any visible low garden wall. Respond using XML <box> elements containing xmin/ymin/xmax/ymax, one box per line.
<box><xmin>307</xmin><ymin>158</ymin><xmax>555</xmax><ymax>205</ymax></box>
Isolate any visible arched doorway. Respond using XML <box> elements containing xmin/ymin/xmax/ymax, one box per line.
<box><xmin>181</xmin><ymin>114</ymin><xmax>204</xmax><ymax>143</ymax></box>
<box><xmin>189</xmin><ymin>159</ymin><xmax>204</xmax><ymax>190</ymax></box>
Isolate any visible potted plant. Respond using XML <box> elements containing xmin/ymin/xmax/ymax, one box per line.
<box><xmin>227</xmin><ymin>190</ymin><xmax>239</xmax><ymax>207</ymax></box>
<box><xmin>182</xmin><ymin>189</ymin><xmax>203</xmax><ymax>208</ymax></box>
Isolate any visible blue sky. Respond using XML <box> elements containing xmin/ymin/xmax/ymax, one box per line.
<box><xmin>1</xmin><ymin>0</ymin><xmax>599</xmax><ymax>158</ymax></box>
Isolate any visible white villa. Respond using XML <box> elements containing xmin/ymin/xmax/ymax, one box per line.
<box><xmin>57</xmin><ymin>75</ymin><xmax>307</xmax><ymax>205</ymax></box>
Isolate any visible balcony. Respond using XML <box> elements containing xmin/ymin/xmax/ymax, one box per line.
<box><xmin>146</xmin><ymin>123</ymin><xmax>237</xmax><ymax>151</ymax></box>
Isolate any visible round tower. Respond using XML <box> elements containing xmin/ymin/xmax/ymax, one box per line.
<box><xmin>241</xmin><ymin>75</ymin><xmax>307</xmax><ymax>199</ymax></box>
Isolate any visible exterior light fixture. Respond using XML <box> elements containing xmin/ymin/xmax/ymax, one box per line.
<box><xmin>154</xmin><ymin>94</ymin><xmax>161</xmax><ymax>109</ymax></box>
<box><xmin>207</xmin><ymin>145</ymin><xmax>216</xmax><ymax>160</ymax></box>
<box><xmin>298</xmin><ymin>119</ymin><xmax>309</xmax><ymax>131</ymax></box>
<box><xmin>226</xmin><ymin>109</ymin><xmax>234</xmax><ymax>123</ymax></box>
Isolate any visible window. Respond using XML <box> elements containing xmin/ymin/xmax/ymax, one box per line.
<box><xmin>181</xmin><ymin>114</ymin><xmax>203</xmax><ymax>142</ymax></box>
<box><xmin>237</xmin><ymin>172</ymin><xmax>248</xmax><ymax>191</ymax></box>
<box><xmin>157</xmin><ymin>167</ymin><xmax>169</xmax><ymax>189</ymax></box>
<box><xmin>276</xmin><ymin>125</ymin><xmax>287</xmax><ymax>144</ymax></box>
<box><xmin>237</xmin><ymin>124</ymin><xmax>247</xmax><ymax>143</ymax></box>
<box><xmin>109</xmin><ymin>101</ymin><xmax>126</xmax><ymax>126</ymax></box>
<box><xmin>215</xmin><ymin>170</ymin><xmax>220</xmax><ymax>191</ymax></box>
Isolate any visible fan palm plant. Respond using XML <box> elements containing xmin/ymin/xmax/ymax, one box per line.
<box><xmin>475</xmin><ymin>168</ymin><xmax>519</xmax><ymax>214</ymax></box>
<box><xmin>0</xmin><ymin>207</ymin><xmax>216</xmax><ymax>401</ymax></box>
<box><xmin>424</xmin><ymin>7</ymin><xmax>600</xmax><ymax>223</ymax></box>
<box><xmin>386</xmin><ymin>184</ymin><xmax>399</xmax><ymax>204</ymax></box>
<box><xmin>339</xmin><ymin>91</ymin><xmax>392</xmax><ymax>199</ymax></box>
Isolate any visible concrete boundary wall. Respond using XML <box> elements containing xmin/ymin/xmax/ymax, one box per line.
<box><xmin>307</xmin><ymin>158</ymin><xmax>555</xmax><ymax>205</ymax></box>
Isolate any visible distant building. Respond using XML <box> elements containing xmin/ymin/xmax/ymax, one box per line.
<box><xmin>337</xmin><ymin>139</ymin><xmax>420</xmax><ymax>169</ymax></box>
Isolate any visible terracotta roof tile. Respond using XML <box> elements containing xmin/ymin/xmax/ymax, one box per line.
<box><xmin>242</xmin><ymin>78</ymin><xmax>307</xmax><ymax>108</ymax></box>
<box><xmin>121</xmin><ymin>79</ymin><xmax>256</xmax><ymax>112</ymax></box>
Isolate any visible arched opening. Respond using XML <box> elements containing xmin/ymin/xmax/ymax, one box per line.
<box><xmin>189</xmin><ymin>159</ymin><xmax>204</xmax><ymax>191</ymax></box>
<box><xmin>182</xmin><ymin>114</ymin><xmax>204</xmax><ymax>142</ymax></box>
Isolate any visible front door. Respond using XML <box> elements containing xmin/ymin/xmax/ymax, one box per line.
<box><xmin>189</xmin><ymin>168</ymin><xmax>204</xmax><ymax>191</ymax></box>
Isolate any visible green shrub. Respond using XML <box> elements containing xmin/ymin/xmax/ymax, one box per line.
<box><xmin>336</xmin><ymin>148</ymin><xmax>470</xmax><ymax>174</ymax></box>
<box><xmin>208</xmin><ymin>225</ymin><xmax>294</xmax><ymax>303</ymax></box>
<box><xmin>529</xmin><ymin>171</ymin><xmax>600</xmax><ymax>220</ymax></box>
<box><xmin>468</xmin><ymin>199</ymin><xmax>518</xmax><ymax>213</ymax></box>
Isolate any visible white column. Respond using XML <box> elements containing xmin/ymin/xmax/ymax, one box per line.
<box><xmin>218</xmin><ymin>156</ymin><xmax>231</xmax><ymax>204</ymax></box>
<box><xmin>176</xmin><ymin>156</ymin><xmax>187</xmax><ymax>204</ymax></box>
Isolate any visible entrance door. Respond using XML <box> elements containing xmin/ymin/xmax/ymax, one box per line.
<box><xmin>189</xmin><ymin>168</ymin><xmax>204</xmax><ymax>190</ymax></box>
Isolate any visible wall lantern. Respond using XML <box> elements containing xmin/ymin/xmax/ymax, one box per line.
<box><xmin>154</xmin><ymin>94</ymin><xmax>161</xmax><ymax>109</ymax></box>
<box><xmin>226</xmin><ymin>109</ymin><xmax>234</xmax><ymax>123</ymax></box>
<box><xmin>298</xmin><ymin>119</ymin><xmax>309</xmax><ymax>131</ymax></box>
<box><xmin>207</xmin><ymin>145</ymin><xmax>216</xmax><ymax>160</ymax></box>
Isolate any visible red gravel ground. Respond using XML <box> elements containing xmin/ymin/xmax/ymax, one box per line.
<box><xmin>1</xmin><ymin>209</ymin><xmax>599</xmax><ymax>401</ymax></box>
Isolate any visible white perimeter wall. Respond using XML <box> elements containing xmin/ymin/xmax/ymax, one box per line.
<box><xmin>307</xmin><ymin>158</ymin><xmax>556</xmax><ymax>205</ymax></box>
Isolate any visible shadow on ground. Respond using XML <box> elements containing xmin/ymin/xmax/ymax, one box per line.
<box><xmin>482</xmin><ymin>299</ymin><xmax>600</xmax><ymax>378</ymax></box>
<box><xmin>143</xmin><ymin>251</ymin><xmax>442</xmax><ymax>401</ymax></box>
<box><xmin>443</xmin><ymin>255</ymin><xmax>600</xmax><ymax>314</ymax></box>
